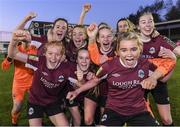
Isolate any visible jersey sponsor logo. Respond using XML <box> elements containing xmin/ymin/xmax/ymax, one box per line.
<box><xmin>40</xmin><ymin>77</ymin><xmax>61</xmax><ymax>88</ymax></box>
<box><xmin>138</xmin><ymin>69</ymin><xmax>145</xmax><ymax>78</ymax></box>
<box><xmin>28</xmin><ymin>107</ymin><xmax>34</xmax><ymax>115</ymax></box>
<box><xmin>58</xmin><ymin>75</ymin><xmax>64</xmax><ymax>82</ymax></box>
<box><xmin>101</xmin><ymin>114</ymin><xmax>107</xmax><ymax>122</ymax></box>
<box><xmin>112</xmin><ymin>73</ymin><xmax>121</xmax><ymax>77</ymax></box>
<box><xmin>113</xmin><ymin>80</ymin><xmax>140</xmax><ymax>89</ymax></box>
<box><xmin>149</xmin><ymin>47</ymin><xmax>155</xmax><ymax>54</ymax></box>
<box><xmin>29</xmin><ymin>55</ymin><xmax>39</xmax><ymax>61</ymax></box>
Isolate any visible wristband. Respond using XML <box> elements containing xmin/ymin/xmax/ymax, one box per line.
<box><xmin>7</xmin><ymin>57</ymin><xmax>13</xmax><ymax>62</ymax></box>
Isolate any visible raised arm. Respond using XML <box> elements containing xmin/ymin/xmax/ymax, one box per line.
<box><xmin>15</xmin><ymin>12</ymin><xmax>37</xmax><ymax>30</ymax></box>
<box><xmin>8</xmin><ymin>30</ymin><xmax>30</xmax><ymax>63</ymax></box>
<box><xmin>87</xmin><ymin>23</ymin><xmax>103</xmax><ymax>65</ymax></box>
<box><xmin>78</xmin><ymin>3</ymin><xmax>91</xmax><ymax>25</ymax></box>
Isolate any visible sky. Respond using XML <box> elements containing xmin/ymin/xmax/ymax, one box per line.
<box><xmin>0</xmin><ymin>0</ymin><xmax>178</xmax><ymax>32</ymax></box>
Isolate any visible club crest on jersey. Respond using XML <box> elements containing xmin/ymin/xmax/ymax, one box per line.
<box><xmin>58</xmin><ymin>75</ymin><xmax>64</xmax><ymax>82</ymax></box>
<box><xmin>28</xmin><ymin>107</ymin><xmax>34</xmax><ymax>115</ymax></box>
<box><xmin>29</xmin><ymin>55</ymin><xmax>39</xmax><ymax>61</ymax></box>
<box><xmin>138</xmin><ymin>69</ymin><xmax>145</xmax><ymax>78</ymax></box>
<box><xmin>101</xmin><ymin>114</ymin><xmax>108</xmax><ymax>122</ymax></box>
<box><xmin>149</xmin><ymin>47</ymin><xmax>155</xmax><ymax>54</ymax></box>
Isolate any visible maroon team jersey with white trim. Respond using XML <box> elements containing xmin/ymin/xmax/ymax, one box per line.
<box><xmin>27</xmin><ymin>55</ymin><xmax>76</xmax><ymax>106</ymax></box>
<box><xmin>98</xmin><ymin>57</ymin><xmax>156</xmax><ymax>116</ymax></box>
<box><xmin>142</xmin><ymin>35</ymin><xmax>176</xmax><ymax>59</ymax></box>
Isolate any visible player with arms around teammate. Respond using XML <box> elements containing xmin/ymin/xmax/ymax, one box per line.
<box><xmin>7</xmin><ymin>29</ymin><xmax>78</xmax><ymax>126</ymax></box>
<box><xmin>66</xmin><ymin>32</ymin><xmax>176</xmax><ymax>126</ymax></box>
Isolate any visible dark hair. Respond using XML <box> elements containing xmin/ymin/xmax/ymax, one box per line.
<box><xmin>116</xmin><ymin>18</ymin><xmax>136</xmax><ymax>33</ymax></box>
<box><xmin>116</xmin><ymin>18</ymin><xmax>127</xmax><ymax>32</ymax></box>
<box><xmin>98</xmin><ymin>22</ymin><xmax>109</xmax><ymax>29</ymax></box>
<box><xmin>53</xmin><ymin>18</ymin><xmax>69</xmax><ymax>42</ymax></box>
<box><xmin>53</xmin><ymin>18</ymin><xmax>68</xmax><ymax>29</ymax></box>
<box><xmin>77</xmin><ymin>47</ymin><xmax>88</xmax><ymax>56</ymax></box>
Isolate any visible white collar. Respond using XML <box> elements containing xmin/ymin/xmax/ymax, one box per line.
<box><xmin>119</xmin><ymin>58</ymin><xmax>137</xmax><ymax>68</ymax></box>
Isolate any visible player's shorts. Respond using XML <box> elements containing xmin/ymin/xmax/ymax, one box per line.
<box><xmin>145</xmin><ymin>81</ymin><xmax>169</xmax><ymax>104</ymax></box>
<box><xmin>85</xmin><ymin>91</ymin><xmax>107</xmax><ymax>107</ymax></box>
<box><xmin>98</xmin><ymin>95</ymin><xmax>107</xmax><ymax>107</ymax></box>
<box><xmin>65</xmin><ymin>98</ymin><xmax>79</xmax><ymax>107</ymax></box>
<box><xmin>100</xmin><ymin>108</ymin><xmax>159</xmax><ymax>126</ymax></box>
<box><xmin>12</xmin><ymin>85</ymin><xmax>31</xmax><ymax>102</ymax></box>
<box><xmin>27</xmin><ymin>100</ymin><xmax>65</xmax><ymax>119</ymax></box>
<box><xmin>85</xmin><ymin>90</ymin><xmax>98</xmax><ymax>103</ymax></box>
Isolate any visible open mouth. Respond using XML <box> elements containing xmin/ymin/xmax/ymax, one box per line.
<box><xmin>102</xmin><ymin>43</ymin><xmax>111</xmax><ymax>50</ymax></box>
<box><xmin>125</xmin><ymin>58</ymin><xmax>135</xmax><ymax>66</ymax></box>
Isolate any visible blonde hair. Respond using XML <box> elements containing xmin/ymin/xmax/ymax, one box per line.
<box><xmin>116</xmin><ymin>32</ymin><xmax>143</xmax><ymax>54</ymax></box>
<box><xmin>44</xmin><ymin>41</ymin><xmax>65</xmax><ymax>55</ymax></box>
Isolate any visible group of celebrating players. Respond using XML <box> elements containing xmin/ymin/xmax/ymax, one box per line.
<box><xmin>1</xmin><ymin>3</ymin><xmax>180</xmax><ymax>126</ymax></box>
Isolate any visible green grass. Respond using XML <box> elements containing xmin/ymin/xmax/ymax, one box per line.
<box><xmin>150</xmin><ymin>59</ymin><xmax>180</xmax><ymax>125</ymax></box>
<box><xmin>0</xmin><ymin>54</ymin><xmax>180</xmax><ymax>126</ymax></box>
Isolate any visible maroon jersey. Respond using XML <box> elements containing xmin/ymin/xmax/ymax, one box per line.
<box><xmin>68</xmin><ymin>66</ymin><xmax>92</xmax><ymax>102</ymax></box>
<box><xmin>98</xmin><ymin>57</ymin><xmax>156</xmax><ymax>116</ymax></box>
<box><xmin>27</xmin><ymin>55</ymin><xmax>76</xmax><ymax>106</ymax></box>
<box><xmin>31</xmin><ymin>35</ymin><xmax>47</xmax><ymax>56</ymax></box>
<box><xmin>98</xmin><ymin>47</ymin><xmax>116</xmax><ymax>97</ymax></box>
<box><xmin>142</xmin><ymin>35</ymin><xmax>176</xmax><ymax>58</ymax></box>
<box><xmin>66</xmin><ymin>40</ymin><xmax>88</xmax><ymax>63</ymax></box>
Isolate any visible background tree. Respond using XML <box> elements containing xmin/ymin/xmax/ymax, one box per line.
<box><xmin>165</xmin><ymin>0</ymin><xmax>180</xmax><ymax>20</ymax></box>
<box><xmin>127</xmin><ymin>0</ymin><xmax>180</xmax><ymax>24</ymax></box>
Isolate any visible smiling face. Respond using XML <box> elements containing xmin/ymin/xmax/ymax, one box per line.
<box><xmin>97</xmin><ymin>27</ymin><xmax>114</xmax><ymax>52</ymax></box>
<box><xmin>76</xmin><ymin>49</ymin><xmax>90</xmax><ymax>72</ymax></box>
<box><xmin>72</xmin><ymin>27</ymin><xmax>86</xmax><ymax>48</ymax></box>
<box><xmin>118</xmin><ymin>20</ymin><xmax>129</xmax><ymax>33</ymax></box>
<box><xmin>117</xmin><ymin>39</ymin><xmax>141</xmax><ymax>68</ymax></box>
<box><xmin>116</xmin><ymin>32</ymin><xmax>143</xmax><ymax>68</ymax></box>
<box><xmin>138</xmin><ymin>13</ymin><xmax>155</xmax><ymax>37</ymax></box>
<box><xmin>45</xmin><ymin>42</ymin><xmax>64</xmax><ymax>69</ymax></box>
<box><xmin>53</xmin><ymin>20</ymin><xmax>68</xmax><ymax>41</ymax></box>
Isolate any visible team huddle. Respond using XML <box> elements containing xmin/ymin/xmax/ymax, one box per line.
<box><xmin>2</xmin><ymin>3</ymin><xmax>180</xmax><ymax>126</ymax></box>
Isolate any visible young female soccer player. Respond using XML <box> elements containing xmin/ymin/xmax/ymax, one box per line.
<box><xmin>66</xmin><ymin>25</ymin><xmax>88</xmax><ymax>63</ymax></box>
<box><xmin>66</xmin><ymin>48</ymin><xmax>95</xmax><ymax>126</ymax></box>
<box><xmin>66</xmin><ymin>32</ymin><xmax>175</xmax><ymax>126</ymax></box>
<box><xmin>116</xmin><ymin>18</ymin><xmax>136</xmax><ymax>33</ymax></box>
<box><xmin>83</xmin><ymin>23</ymin><xmax>116</xmax><ymax>125</ymax></box>
<box><xmin>7</xmin><ymin>29</ymin><xmax>78</xmax><ymax>126</ymax></box>
<box><xmin>138</xmin><ymin>12</ymin><xmax>179</xmax><ymax>126</ymax></box>
<box><xmin>1</xmin><ymin>12</ymin><xmax>37</xmax><ymax>126</ymax></box>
